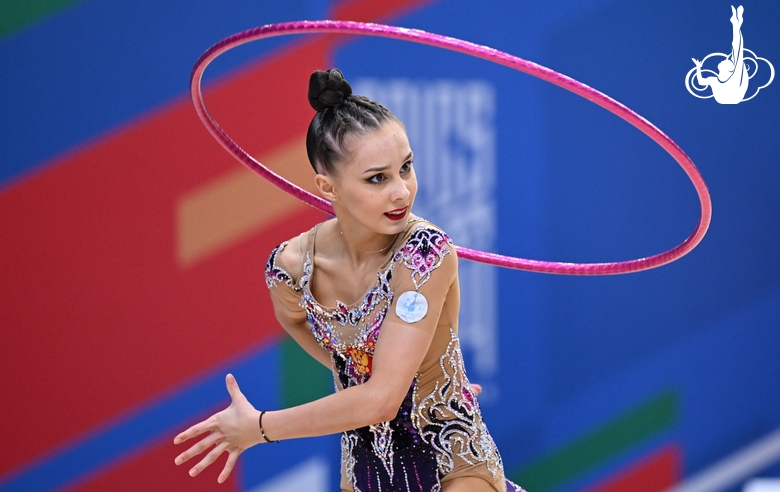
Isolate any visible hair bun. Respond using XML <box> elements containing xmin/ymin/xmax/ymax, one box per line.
<box><xmin>308</xmin><ymin>68</ymin><xmax>353</xmax><ymax>112</ymax></box>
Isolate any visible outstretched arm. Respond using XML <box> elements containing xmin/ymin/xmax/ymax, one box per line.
<box><xmin>174</xmin><ymin>247</ymin><xmax>458</xmax><ymax>482</ymax></box>
<box><xmin>174</xmin><ymin>318</ymin><xmax>436</xmax><ymax>481</ymax></box>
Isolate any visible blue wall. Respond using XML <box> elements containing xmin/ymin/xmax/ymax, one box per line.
<box><xmin>1</xmin><ymin>0</ymin><xmax>778</xmax><ymax>490</ymax></box>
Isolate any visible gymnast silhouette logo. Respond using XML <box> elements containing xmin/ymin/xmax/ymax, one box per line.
<box><xmin>685</xmin><ymin>5</ymin><xmax>774</xmax><ymax>104</ymax></box>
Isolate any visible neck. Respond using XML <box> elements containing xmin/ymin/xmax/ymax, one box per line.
<box><xmin>336</xmin><ymin>221</ymin><xmax>398</xmax><ymax>265</ymax></box>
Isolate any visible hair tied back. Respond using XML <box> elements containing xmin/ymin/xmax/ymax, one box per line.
<box><xmin>308</xmin><ymin>68</ymin><xmax>353</xmax><ymax>111</ymax></box>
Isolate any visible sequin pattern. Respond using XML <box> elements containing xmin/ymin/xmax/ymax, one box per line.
<box><xmin>506</xmin><ymin>481</ymin><xmax>528</xmax><ymax>492</ymax></box>
<box><xmin>265</xmin><ymin>222</ymin><xmax>518</xmax><ymax>492</ymax></box>
<box><xmin>299</xmin><ymin>248</ymin><xmax>394</xmax><ymax>385</ymax></box>
<box><xmin>417</xmin><ymin>328</ymin><xmax>503</xmax><ymax>479</ymax></box>
<box><xmin>394</xmin><ymin>227</ymin><xmax>452</xmax><ymax>290</ymax></box>
<box><xmin>341</xmin><ymin>381</ymin><xmax>441</xmax><ymax>492</ymax></box>
<box><xmin>265</xmin><ymin>242</ymin><xmax>299</xmax><ymax>290</ymax></box>
<box><xmin>341</xmin><ymin>432</ymin><xmax>359</xmax><ymax>489</ymax></box>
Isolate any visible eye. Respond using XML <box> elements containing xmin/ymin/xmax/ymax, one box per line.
<box><xmin>366</xmin><ymin>173</ymin><xmax>387</xmax><ymax>184</ymax></box>
<box><xmin>401</xmin><ymin>161</ymin><xmax>413</xmax><ymax>173</ymax></box>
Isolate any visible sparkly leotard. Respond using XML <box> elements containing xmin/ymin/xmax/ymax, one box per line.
<box><xmin>266</xmin><ymin>218</ymin><xmax>525</xmax><ymax>492</ymax></box>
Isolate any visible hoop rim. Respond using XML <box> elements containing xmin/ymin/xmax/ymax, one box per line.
<box><xmin>190</xmin><ymin>20</ymin><xmax>712</xmax><ymax>275</ymax></box>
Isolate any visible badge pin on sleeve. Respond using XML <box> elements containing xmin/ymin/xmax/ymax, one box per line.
<box><xmin>396</xmin><ymin>291</ymin><xmax>429</xmax><ymax>323</ymax></box>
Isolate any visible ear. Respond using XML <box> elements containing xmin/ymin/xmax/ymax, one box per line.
<box><xmin>314</xmin><ymin>173</ymin><xmax>339</xmax><ymax>202</ymax></box>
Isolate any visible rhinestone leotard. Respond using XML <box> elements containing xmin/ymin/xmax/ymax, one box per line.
<box><xmin>265</xmin><ymin>218</ymin><xmax>525</xmax><ymax>492</ymax></box>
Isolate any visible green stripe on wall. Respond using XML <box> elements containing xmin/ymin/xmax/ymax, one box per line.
<box><xmin>509</xmin><ymin>390</ymin><xmax>678</xmax><ymax>492</ymax></box>
<box><xmin>280</xmin><ymin>336</ymin><xmax>333</xmax><ymax>408</ymax></box>
<box><xmin>1</xmin><ymin>0</ymin><xmax>86</xmax><ymax>39</ymax></box>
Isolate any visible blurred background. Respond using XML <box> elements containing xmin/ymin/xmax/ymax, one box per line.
<box><xmin>1</xmin><ymin>0</ymin><xmax>779</xmax><ymax>491</ymax></box>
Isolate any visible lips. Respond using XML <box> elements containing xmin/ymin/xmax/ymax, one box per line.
<box><xmin>384</xmin><ymin>207</ymin><xmax>408</xmax><ymax>221</ymax></box>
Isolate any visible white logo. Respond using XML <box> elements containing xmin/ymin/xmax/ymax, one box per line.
<box><xmin>395</xmin><ymin>291</ymin><xmax>428</xmax><ymax>323</ymax></box>
<box><xmin>685</xmin><ymin>5</ymin><xmax>774</xmax><ymax>104</ymax></box>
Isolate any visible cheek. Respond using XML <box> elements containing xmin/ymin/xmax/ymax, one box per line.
<box><xmin>408</xmin><ymin>174</ymin><xmax>419</xmax><ymax>199</ymax></box>
<box><xmin>346</xmin><ymin>188</ymin><xmax>380</xmax><ymax>210</ymax></box>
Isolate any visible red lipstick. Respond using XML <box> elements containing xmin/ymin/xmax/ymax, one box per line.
<box><xmin>384</xmin><ymin>207</ymin><xmax>408</xmax><ymax>221</ymax></box>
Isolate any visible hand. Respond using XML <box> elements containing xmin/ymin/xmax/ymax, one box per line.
<box><xmin>692</xmin><ymin>58</ymin><xmax>702</xmax><ymax>67</ymax></box>
<box><xmin>174</xmin><ymin>374</ymin><xmax>262</xmax><ymax>483</ymax></box>
<box><xmin>471</xmin><ymin>383</ymin><xmax>483</xmax><ymax>396</ymax></box>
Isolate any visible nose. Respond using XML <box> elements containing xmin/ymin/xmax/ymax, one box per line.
<box><xmin>390</xmin><ymin>176</ymin><xmax>411</xmax><ymax>203</ymax></box>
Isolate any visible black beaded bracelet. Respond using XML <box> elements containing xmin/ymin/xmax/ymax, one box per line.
<box><xmin>259</xmin><ymin>410</ymin><xmax>280</xmax><ymax>443</ymax></box>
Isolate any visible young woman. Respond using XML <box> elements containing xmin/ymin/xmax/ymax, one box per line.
<box><xmin>175</xmin><ymin>68</ymin><xmax>525</xmax><ymax>492</ymax></box>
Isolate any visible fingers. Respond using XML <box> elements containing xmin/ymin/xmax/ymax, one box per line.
<box><xmin>175</xmin><ymin>431</ymin><xmax>223</xmax><ymax>466</ymax></box>
<box><xmin>174</xmin><ymin>416</ymin><xmax>215</xmax><ymax>445</ymax></box>
<box><xmin>225</xmin><ymin>373</ymin><xmax>242</xmax><ymax>400</ymax></box>
<box><xmin>181</xmin><ymin>440</ymin><xmax>243</xmax><ymax>484</ymax></box>
<box><xmin>174</xmin><ymin>375</ymin><xmax>251</xmax><ymax>481</ymax></box>
<box><xmin>471</xmin><ymin>383</ymin><xmax>483</xmax><ymax>396</ymax></box>
<box><xmin>189</xmin><ymin>440</ymin><xmax>229</xmax><ymax>478</ymax></box>
<box><xmin>218</xmin><ymin>451</ymin><xmax>241</xmax><ymax>484</ymax></box>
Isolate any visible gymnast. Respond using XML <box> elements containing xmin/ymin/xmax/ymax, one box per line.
<box><xmin>175</xmin><ymin>68</ymin><xmax>525</xmax><ymax>492</ymax></box>
<box><xmin>692</xmin><ymin>5</ymin><xmax>748</xmax><ymax>104</ymax></box>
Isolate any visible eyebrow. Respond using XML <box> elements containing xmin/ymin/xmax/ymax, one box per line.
<box><xmin>362</xmin><ymin>151</ymin><xmax>414</xmax><ymax>174</ymax></box>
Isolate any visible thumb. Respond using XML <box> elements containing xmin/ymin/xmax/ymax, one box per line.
<box><xmin>225</xmin><ymin>373</ymin><xmax>243</xmax><ymax>399</ymax></box>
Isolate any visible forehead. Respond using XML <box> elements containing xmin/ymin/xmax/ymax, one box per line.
<box><xmin>343</xmin><ymin>122</ymin><xmax>410</xmax><ymax>169</ymax></box>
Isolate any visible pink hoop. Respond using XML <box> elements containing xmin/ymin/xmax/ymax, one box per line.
<box><xmin>190</xmin><ymin>20</ymin><xmax>711</xmax><ymax>275</ymax></box>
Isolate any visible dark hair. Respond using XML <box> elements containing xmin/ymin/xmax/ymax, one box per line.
<box><xmin>305</xmin><ymin>68</ymin><xmax>400</xmax><ymax>174</ymax></box>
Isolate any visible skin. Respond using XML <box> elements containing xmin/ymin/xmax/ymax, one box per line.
<box><xmin>309</xmin><ymin>120</ymin><xmax>419</xmax><ymax>304</ymax></box>
<box><xmin>173</xmin><ymin>121</ymin><xmax>490</xmax><ymax>491</ymax></box>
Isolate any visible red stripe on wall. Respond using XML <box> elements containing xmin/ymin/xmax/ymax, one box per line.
<box><xmin>0</xmin><ymin>0</ymin><xmax>433</xmax><ymax>477</ymax></box>
<box><xmin>0</xmin><ymin>35</ymin><xmax>327</xmax><ymax>473</ymax></box>
<box><xmin>585</xmin><ymin>445</ymin><xmax>681</xmax><ymax>492</ymax></box>
<box><xmin>62</xmin><ymin>427</ymin><xmax>239</xmax><ymax>492</ymax></box>
<box><xmin>332</xmin><ymin>0</ymin><xmax>435</xmax><ymax>22</ymax></box>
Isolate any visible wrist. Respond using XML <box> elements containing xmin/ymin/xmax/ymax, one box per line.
<box><xmin>258</xmin><ymin>410</ymin><xmax>280</xmax><ymax>443</ymax></box>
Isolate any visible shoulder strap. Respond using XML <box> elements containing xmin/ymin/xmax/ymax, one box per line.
<box><xmin>306</xmin><ymin>223</ymin><xmax>321</xmax><ymax>256</ymax></box>
<box><xmin>297</xmin><ymin>223</ymin><xmax>321</xmax><ymax>288</ymax></box>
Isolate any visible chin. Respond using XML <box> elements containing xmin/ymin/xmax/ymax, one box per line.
<box><xmin>374</xmin><ymin>216</ymin><xmax>409</xmax><ymax>235</ymax></box>
<box><xmin>378</xmin><ymin>221</ymin><xmax>407</xmax><ymax>235</ymax></box>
